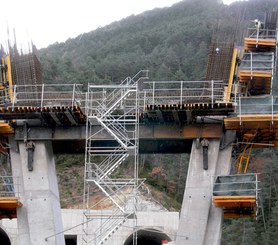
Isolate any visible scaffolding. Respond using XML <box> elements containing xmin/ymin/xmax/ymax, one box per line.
<box><xmin>82</xmin><ymin>70</ymin><xmax>148</xmax><ymax>245</ymax></box>
<box><xmin>225</xmin><ymin>14</ymin><xmax>278</xmax><ymax>133</ymax></box>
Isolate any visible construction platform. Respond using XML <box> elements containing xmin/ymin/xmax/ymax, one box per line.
<box><xmin>224</xmin><ymin>114</ymin><xmax>278</xmax><ymax>130</ymax></box>
<box><xmin>0</xmin><ymin>175</ymin><xmax>22</xmax><ymax>220</ymax></box>
<box><xmin>0</xmin><ymin>197</ymin><xmax>22</xmax><ymax>219</ymax></box>
<box><xmin>244</xmin><ymin>37</ymin><xmax>277</xmax><ymax>51</ymax></box>
<box><xmin>238</xmin><ymin>71</ymin><xmax>272</xmax><ymax>95</ymax></box>
<box><xmin>238</xmin><ymin>51</ymin><xmax>274</xmax><ymax>95</ymax></box>
<box><xmin>213</xmin><ymin>174</ymin><xmax>258</xmax><ymax>218</ymax></box>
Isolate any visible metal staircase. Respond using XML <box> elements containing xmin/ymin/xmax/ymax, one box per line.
<box><xmin>82</xmin><ymin>70</ymin><xmax>148</xmax><ymax>245</ymax></box>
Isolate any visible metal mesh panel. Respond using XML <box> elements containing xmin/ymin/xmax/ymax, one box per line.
<box><xmin>213</xmin><ymin>174</ymin><xmax>257</xmax><ymax>196</ymax></box>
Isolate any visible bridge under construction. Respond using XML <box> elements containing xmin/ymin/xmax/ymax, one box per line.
<box><xmin>0</xmin><ymin>8</ymin><xmax>278</xmax><ymax>245</ymax></box>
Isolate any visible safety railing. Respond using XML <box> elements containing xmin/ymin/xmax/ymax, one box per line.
<box><xmin>235</xmin><ymin>95</ymin><xmax>278</xmax><ymax>117</ymax></box>
<box><xmin>0</xmin><ymin>84</ymin><xmax>85</xmax><ymax>110</ymax></box>
<box><xmin>247</xmin><ymin>27</ymin><xmax>277</xmax><ymax>40</ymax></box>
<box><xmin>213</xmin><ymin>174</ymin><xmax>259</xmax><ymax>197</ymax></box>
<box><xmin>0</xmin><ymin>175</ymin><xmax>19</xmax><ymax>198</ymax></box>
<box><xmin>232</xmin><ymin>95</ymin><xmax>278</xmax><ymax>127</ymax></box>
<box><xmin>240</xmin><ymin>52</ymin><xmax>274</xmax><ymax>71</ymax></box>
<box><xmin>87</xmin><ymin>70</ymin><xmax>148</xmax><ymax>116</ymax></box>
<box><xmin>141</xmin><ymin>80</ymin><xmax>226</xmax><ymax>107</ymax></box>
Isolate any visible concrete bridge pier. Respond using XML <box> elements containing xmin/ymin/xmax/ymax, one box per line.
<box><xmin>9</xmin><ymin>136</ymin><xmax>65</xmax><ymax>245</ymax></box>
<box><xmin>176</xmin><ymin>136</ymin><xmax>233</xmax><ymax>245</ymax></box>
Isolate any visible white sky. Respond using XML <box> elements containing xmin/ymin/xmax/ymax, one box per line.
<box><xmin>0</xmin><ymin>0</ymin><xmax>237</xmax><ymax>50</ymax></box>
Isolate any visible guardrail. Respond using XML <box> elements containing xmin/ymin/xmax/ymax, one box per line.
<box><xmin>247</xmin><ymin>27</ymin><xmax>277</xmax><ymax>40</ymax></box>
<box><xmin>141</xmin><ymin>80</ymin><xmax>226</xmax><ymax>107</ymax></box>
<box><xmin>236</xmin><ymin>95</ymin><xmax>278</xmax><ymax>114</ymax></box>
<box><xmin>0</xmin><ymin>175</ymin><xmax>20</xmax><ymax>198</ymax></box>
<box><xmin>240</xmin><ymin>52</ymin><xmax>274</xmax><ymax>71</ymax></box>
<box><xmin>213</xmin><ymin>174</ymin><xmax>259</xmax><ymax>197</ymax></box>
<box><xmin>0</xmin><ymin>84</ymin><xmax>86</xmax><ymax>110</ymax></box>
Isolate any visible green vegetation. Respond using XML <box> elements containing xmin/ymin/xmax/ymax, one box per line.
<box><xmin>39</xmin><ymin>0</ymin><xmax>277</xmax><ymax>85</ymax></box>
<box><xmin>222</xmin><ymin>149</ymin><xmax>278</xmax><ymax>245</ymax></box>
<box><xmin>41</xmin><ymin>0</ymin><xmax>278</xmax><ymax>243</ymax></box>
<box><xmin>55</xmin><ymin>155</ymin><xmax>84</xmax><ymax>208</ymax></box>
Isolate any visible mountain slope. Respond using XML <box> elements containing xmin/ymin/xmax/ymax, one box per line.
<box><xmin>39</xmin><ymin>0</ymin><xmax>278</xmax><ymax>86</ymax></box>
<box><xmin>37</xmin><ymin>0</ymin><xmax>225</xmax><ymax>84</ymax></box>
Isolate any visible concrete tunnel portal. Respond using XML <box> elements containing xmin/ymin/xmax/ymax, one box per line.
<box><xmin>0</xmin><ymin>227</ymin><xmax>11</xmax><ymax>245</ymax></box>
<box><xmin>124</xmin><ymin>229</ymin><xmax>171</xmax><ymax>245</ymax></box>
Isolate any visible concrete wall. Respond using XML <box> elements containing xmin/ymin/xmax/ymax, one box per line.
<box><xmin>0</xmin><ymin>209</ymin><xmax>179</xmax><ymax>245</ymax></box>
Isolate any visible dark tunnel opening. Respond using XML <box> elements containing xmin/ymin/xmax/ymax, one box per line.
<box><xmin>124</xmin><ymin>229</ymin><xmax>171</xmax><ymax>245</ymax></box>
<box><xmin>65</xmin><ymin>234</ymin><xmax>77</xmax><ymax>245</ymax></box>
<box><xmin>0</xmin><ymin>227</ymin><xmax>11</xmax><ymax>245</ymax></box>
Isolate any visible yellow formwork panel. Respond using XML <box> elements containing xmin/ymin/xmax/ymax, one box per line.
<box><xmin>0</xmin><ymin>121</ymin><xmax>14</xmax><ymax>134</ymax></box>
<box><xmin>239</xmin><ymin>70</ymin><xmax>272</xmax><ymax>78</ymax></box>
<box><xmin>244</xmin><ymin>37</ymin><xmax>276</xmax><ymax>51</ymax></box>
<box><xmin>224</xmin><ymin>115</ymin><xmax>278</xmax><ymax>131</ymax></box>
<box><xmin>0</xmin><ymin>197</ymin><xmax>22</xmax><ymax>220</ymax></box>
<box><xmin>0</xmin><ymin>197</ymin><xmax>23</xmax><ymax>209</ymax></box>
<box><xmin>225</xmin><ymin>48</ymin><xmax>239</xmax><ymax>102</ymax></box>
<box><xmin>213</xmin><ymin>196</ymin><xmax>256</xmax><ymax>208</ymax></box>
<box><xmin>224</xmin><ymin>210</ymin><xmax>257</xmax><ymax>218</ymax></box>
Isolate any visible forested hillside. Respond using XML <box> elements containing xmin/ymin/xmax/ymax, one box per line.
<box><xmin>39</xmin><ymin>0</ymin><xmax>278</xmax><ymax>244</ymax></box>
<box><xmin>39</xmin><ymin>0</ymin><xmax>278</xmax><ymax>85</ymax></box>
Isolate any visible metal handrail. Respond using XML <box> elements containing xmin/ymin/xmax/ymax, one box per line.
<box><xmin>142</xmin><ymin>80</ymin><xmax>226</xmax><ymax>106</ymax></box>
<box><xmin>234</xmin><ymin>95</ymin><xmax>278</xmax><ymax>116</ymax></box>
<box><xmin>0</xmin><ymin>84</ymin><xmax>85</xmax><ymax>110</ymax></box>
<box><xmin>240</xmin><ymin>52</ymin><xmax>274</xmax><ymax>71</ymax></box>
<box><xmin>0</xmin><ymin>176</ymin><xmax>20</xmax><ymax>198</ymax></box>
<box><xmin>213</xmin><ymin>173</ymin><xmax>259</xmax><ymax>196</ymax></box>
<box><xmin>247</xmin><ymin>27</ymin><xmax>277</xmax><ymax>39</ymax></box>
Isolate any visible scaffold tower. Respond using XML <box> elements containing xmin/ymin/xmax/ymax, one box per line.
<box><xmin>82</xmin><ymin>70</ymin><xmax>148</xmax><ymax>245</ymax></box>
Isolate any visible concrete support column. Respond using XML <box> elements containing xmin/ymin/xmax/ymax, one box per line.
<box><xmin>176</xmin><ymin>134</ymin><xmax>234</xmax><ymax>245</ymax></box>
<box><xmin>9</xmin><ymin>136</ymin><xmax>65</xmax><ymax>245</ymax></box>
<box><xmin>176</xmin><ymin>139</ymin><xmax>221</xmax><ymax>245</ymax></box>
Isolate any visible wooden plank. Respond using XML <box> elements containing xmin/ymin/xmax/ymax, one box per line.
<box><xmin>244</xmin><ymin>37</ymin><xmax>276</xmax><ymax>46</ymax></box>
<box><xmin>224</xmin><ymin>210</ymin><xmax>256</xmax><ymax>218</ymax></box>
<box><xmin>0</xmin><ymin>197</ymin><xmax>23</xmax><ymax>209</ymax></box>
<box><xmin>239</xmin><ymin>70</ymin><xmax>272</xmax><ymax>78</ymax></box>
<box><xmin>224</xmin><ymin>115</ymin><xmax>278</xmax><ymax>131</ymax></box>
<box><xmin>213</xmin><ymin>196</ymin><xmax>256</xmax><ymax>208</ymax></box>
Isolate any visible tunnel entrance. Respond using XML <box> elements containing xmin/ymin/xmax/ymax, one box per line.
<box><xmin>65</xmin><ymin>234</ymin><xmax>77</xmax><ymax>245</ymax></box>
<box><xmin>0</xmin><ymin>227</ymin><xmax>11</xmax><ymax>245</ymax></box>
<box><xmin>124</xmin><ymin>229</ymin><xmax>171</xmax><ymax>245</ymax></box>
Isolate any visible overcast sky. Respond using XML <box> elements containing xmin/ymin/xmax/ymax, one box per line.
<box><xmin>0</xmin><ymin>0</ymin><xmax>237</xmax><ymax>50</ymax></box>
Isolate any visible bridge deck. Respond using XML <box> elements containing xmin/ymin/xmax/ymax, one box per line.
<box><xmin>0</xmin><ymin>105</ymin><xmax>85</xmax><ymax>126</ymax></box>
